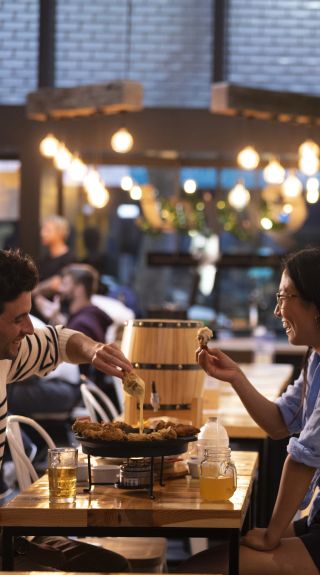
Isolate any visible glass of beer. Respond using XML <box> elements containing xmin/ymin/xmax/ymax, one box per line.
<box><xmin>48</xmin><ymin>447</ymin><xmax>78</xmax><ymax>503</ymax></box>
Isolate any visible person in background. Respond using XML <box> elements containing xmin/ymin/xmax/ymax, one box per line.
<box><xmin>34</xmin><ymin>215</ymin><xmax>75</xmax><ymax>299</ymax></box>
<box><xmin>0</xmin><ymin>248</ymin><xmax>132</xmax><ymax>571</ymax></box>
<box><xmin>182</xmin><ymin>247</ymin><xmax>320</xmax><ymax>575</ymax></box>
<box><xmin>34</xmin><ymin>263</ymin><xmax>113</xmax><ymax>377</ymax></box>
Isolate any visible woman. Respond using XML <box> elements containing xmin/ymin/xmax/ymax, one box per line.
<box><xmin>190</xmin><ymin>247</ymin><xmax>320</xmax><ymax>574</ymax></box>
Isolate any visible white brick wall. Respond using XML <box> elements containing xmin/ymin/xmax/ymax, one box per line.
<box><xmin>55</xmin><ymin>0</ymin><xmax>212</xmax><ymax>108</ymax></box>
<box><xmin>227</xmin><ymin>0</ymin><xmax>320</xmax><ymax>95</ymax></box>
<box><xmin>0</xmin><ymin>0</ymin><xmax>38</xmax><ymax>104</ymax></box>
<box><xmin>1</xmin><ymin>0</ymin><xmax>320</xmax><ymax>105</ymax></box>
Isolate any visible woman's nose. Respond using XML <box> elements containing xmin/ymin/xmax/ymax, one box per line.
<box><xmin>274</xmin><ymin>302</ymin><xmax>281</xmax><ymax>318</ymax></box>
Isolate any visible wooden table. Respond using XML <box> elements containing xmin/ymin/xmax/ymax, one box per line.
<box><xmin>0</xmin><ymin>451</ymin><xmax>258</xmax><ymax>575</ymax></box>
<box><xmin>202</xmin><ymin>363</ymin><xmax>293</xmax><ymax>525</ymax></box>
<box><xmin>203</xmin><ymin>363</ymin><xmax>294</xmax><ymax>438</ymax></box>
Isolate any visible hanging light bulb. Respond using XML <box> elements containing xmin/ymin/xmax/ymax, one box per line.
<box><xmin>183</xmin><ymin>179</ymin><xmax>197</xmax><ymax>194</ymax></box>
<box><xmin>282</xmin><ymin>172</ymin><xmax>303</xmax><ymax>198</ymax></box>
<box><xmin>298</xmin><ymin>154</ymin><xmax>319</xmax><ymax>176</ymax></box>
<box><xmin>110</xmin><ymin>127</ymin><xmax>133</xmax><ymax>153</ymax></box>
<box><xmin>237</xmin><ymin>146</ymin><xmax>260</xmax><ymax>170</ymax></box>
<box><xmin>121</xmin><ymin>175</ymin><xmax>134</xmax><ymax>191</ymax></box>
<box><xmin>83</xmin><ymin>169</ymin><xmax>101</xmax><ymax>193</ymax></box>
<box><xmin>260</xmin><ymin>217</ymin><xmax>273</xmax><ymax>230</ymax></box>
<box><xmin>228</xmin><ymin>181</ymin><xmax>250</xmax><ymax>210</ymax></box>
<box><xmin>87</xmin><ymin>183</ymin><xmax>110</xmax><ymax>208</ymax></box>
<box><xmin>263</xmin><ymin>158</ymin><xmax>286</xmax><ymax>184</ymax></box>
<box><xmin>39</xmin><ymin>134</ymin><xmax>59</xmax><ymax>158</ymax></box>
<box><xmin>129</xmin><ymin>185</ymin><xmax>142</xmax><ymax>200</ymax></box>
<box><xmin>53</xmin><ymin>144</ymin><xmax>73</xmax><ymax>171</ymax></box>
<box><xmin>67</xmin><ymin>156</ymin><xmax>87</xmax><ymax>182</ymax></box>
<box><xmin>306</xmin><ymin>177</ymin><xmax>320</xmax><ymax>203</ymax></box>
<box><xmin>298</xmin><ymin>139</ymin><xmax>320</xmax><ymax>157</ymax></box>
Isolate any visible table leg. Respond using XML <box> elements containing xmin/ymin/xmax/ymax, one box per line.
<box><xmin>2</xmin><ymin>528</ymin><xmax>14</xmax><ymax>570</ymax></box>
<box><xmin>229</xmin><ymin>529</ymin><xmax>240</xmax><ymax>575</ymax></box>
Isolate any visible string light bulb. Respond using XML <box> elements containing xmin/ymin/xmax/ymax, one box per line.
<box><xmin>306</xmin><ymin>177</ymin><xmax>320</xmax><ymax>204</ymax></box>
<box><xmin>53</xmin><ymin>144</ymin><xmax>73</xmax><ymax>171</ymax></box>
<box><xmin>260</xmin><ymin>217</ymin><xmax>273</xmax><ymax>230</ymax></box>
<box><xmin>110</xmin><ymin>127</ymin><xmax>133</xmax><ymax>153</ymax></box>
<box><xmin>67</xmin><ymin>156</ymin><xmax>87</xmax><ymax>182</ymax></box>
<box><xmin>39</xmin><ymin>134</ymin><xmax>59</xmax><ymax>158</ymax></box>
<box><xmin>263</xmin><ymin>158</ymin><xmax>286</xmax><ymax>184</ymax></box>
<box><xmin>298</xmin><ymin>154</ymin><xmax>319</xmax><ymax>176</ymax></box>
<box><xmin>183</xmin><ymin>179</ymin><xmax>197</xmax><ymax>194</ymax></box>
<box><xmin>298</xmin><ymin>139</ymin><xmax>319</xmax><ymax>157</ymax></box>
<box><xmin>237</xmin><ymin>146</ymin><xmax>260</xmax><ymax>170</ymax></box>
<box><xmin>282</xmin><ymin>172</ymin><xmax>303</xmax><ymax>198</ymax></box>
<box><xmin>121</xmin><ymin>175</ymin><xmax>134</xmax><ymax>191</ymax></box>
<box><xmin>228</xmin><ymin>181</ymin><xmax>250</xmax><ymax>210</ymax></box>
<box><xmin>129</xmin><ymin>185</ymin><xmax>142</xmax><ymax>200</ymax></box>
<box><xmin>87</xmin><ymin>184</ymin><xmax>110</xmax><ymax>208</ymax></box>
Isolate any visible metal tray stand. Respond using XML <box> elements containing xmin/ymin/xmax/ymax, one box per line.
<box><xmin>76</xmin><ymin>434</ymin><xmax>197</xmax><ymax>498</ymax></box>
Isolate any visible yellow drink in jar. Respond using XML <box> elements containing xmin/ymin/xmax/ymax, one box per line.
<box><xmin>200</xmin><ymin>476</ymin><xmax>235</xmax><ymax>501</ymax></box>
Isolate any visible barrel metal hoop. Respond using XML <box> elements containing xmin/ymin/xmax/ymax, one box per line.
<box><xmin>132</xmin><ymin>363</ymin><xmax>201</xmax><ymax>370</ymax></box>
<box><xmin>140</xmin><ymin>403</ymin><xmax>191</xmax><ymax>411</ymax></box>
<box><xmin>126</xmin><ymin>320</ymin><xmax>203</xmax><ymax>328</ymax></box>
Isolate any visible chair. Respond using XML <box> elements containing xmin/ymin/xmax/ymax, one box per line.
<box><xmin>6</xmin><ymin>414</ymin><xmax>168</xmax><ymax>572</ymax></box>
<box><xmin>6</xmin><ymin>414</ymin><xmax>56</xmax><ymax>491</ymax></box>
<box><xmin>80</xmin><ymin>380</ymin><xmax>119</xmax><ymax>422</ymax></box>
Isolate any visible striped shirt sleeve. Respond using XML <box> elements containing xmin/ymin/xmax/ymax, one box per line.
<box><xmin>6</xmin><ymin>325</ymin><xmax>79</xmax><ymax>383</ymax></box>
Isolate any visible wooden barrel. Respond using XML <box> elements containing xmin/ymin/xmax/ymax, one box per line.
<box><xmin>121</xmin><ymin>319</ymin><xmax>205</xmax><ymax>408</ymax></box>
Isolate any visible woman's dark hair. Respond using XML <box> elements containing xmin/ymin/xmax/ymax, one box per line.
<box><xmin>282</xmin><ymin>247</ymin><xmax>320</xmax><ymax>413</ymax></box>
<box><xmin>283</xmin><ymin>247</ymin><xmax>320</xmax><ymax>313</ymax></box>
<box><xmin>0</xmin><ymin>249</ymin><xmax>39</xmax><ymax>313</ymax></box>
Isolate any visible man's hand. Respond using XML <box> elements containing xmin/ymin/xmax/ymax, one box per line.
<box><xmin>91</xmin><ymin>342</ymin><xmax>132</xmax><ymax>378</ymax></box>
<box><xmin>240</xmin><ymin>528</ymin><xmax>280</xmax><ymax>551</ymax></box>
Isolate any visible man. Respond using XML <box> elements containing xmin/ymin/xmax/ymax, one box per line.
<box><xmin>38</xmin><ymin>215</ymin><xmax>75</xmax><ymax>282</ymax></box>
<box><xmin>34</xmin><ymin>263</ymin><xmax>113</xmax><ymax>374</ymax></box>
<box><xmin>0</xmin><ymin>248</ymin><xmax>132</xmax><ymax>571</ymax></box>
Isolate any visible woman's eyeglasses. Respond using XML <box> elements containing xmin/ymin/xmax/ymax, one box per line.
<box><xmin>276</xmin><ymin>293</ymin><xmax>299</xmax><ymax>306</ymax></box>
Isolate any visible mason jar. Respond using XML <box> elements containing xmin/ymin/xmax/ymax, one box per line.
<box><xmin>200</xmin><ymin>447</ymin><xmax>237</xmax><ymax>501</ymax></box>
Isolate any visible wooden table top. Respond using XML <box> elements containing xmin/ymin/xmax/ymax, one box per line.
<box><xmin>215</xmin><ymin>336</ymin><xmax>306</xmax><ymax>356</ymax></box>
<box><xmin>0</xmin><ymin>451</ymin><xmax>258</xmax><ymax>531</ymax></box>
<box><xmin>203</xmin><ymin>363</ymin><xmax>293</xmax><ymax>438</ymax></box>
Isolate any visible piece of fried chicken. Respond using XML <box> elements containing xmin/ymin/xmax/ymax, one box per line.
<box><xmin>197</xmin><ymin>326</ymin><xmax>213</xmax><ymax>349</ymax></box>
<box><xmin>122</xmin><ymin>371</ymin><xmax>145</xmax><ymax>398</ymax></box>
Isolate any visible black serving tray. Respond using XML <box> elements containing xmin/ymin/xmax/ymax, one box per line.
<box><xmin>76</xmin><ymin>434</ymin><xmax>197</xmax><ymax>458</ymax></box>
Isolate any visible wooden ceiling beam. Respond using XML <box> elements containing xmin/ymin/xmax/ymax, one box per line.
<box><xmin>211</xmin><ymin>82</ymin><xmax>320</xmax><ymax>124</ymax></box>
<box><xmin>26</xmin><ymin>81</ymin><xmax>144</xmax><ymax>121</ymax></box>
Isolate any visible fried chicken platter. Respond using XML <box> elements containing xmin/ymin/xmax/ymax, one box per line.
<box><xmin>73</xmin><ymin>417</ymin><xmax>200</xmax><ymax>443</ymax></box>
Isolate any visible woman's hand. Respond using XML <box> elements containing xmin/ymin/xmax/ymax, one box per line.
<box><xmin>196</xmin><ymin>346</ymin><xmax>241</xmax><ymax>384</ymax></box>
<box><xmin>240</xmin><ymin>528</ymin><xmax>280</xmax><ymax>551</ymax></box>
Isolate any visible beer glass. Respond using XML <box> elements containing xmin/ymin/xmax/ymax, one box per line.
<box><xmin>48</xmin><ymin>447</ymin><xmax>78</xmax><ymax>503</ymax></box>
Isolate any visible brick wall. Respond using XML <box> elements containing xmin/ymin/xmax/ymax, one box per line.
<box><xmin>0</xmin><ymin>0</ymin><xmax>38</xmax><ymax>103</ymax></box>
<box><xmin>1</xmin><ymin>0</ymin><xmax>320</xmax><ymax>105</ymax></box>
<box><xmin>227</xmin><ymin>0</ymin><xmax>320</xmax><ymax>94</ymax></box>
<box><xmin>55</xmin><ymin>0</ymin><xmax>212</xmax><ymax>108</ymax></box>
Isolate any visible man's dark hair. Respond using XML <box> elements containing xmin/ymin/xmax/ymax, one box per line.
<box><xmin>61</xmin><ymin>264</ymin><xmax>99</xmax><ymax>299</ymax></box>
<box><xmin>0</xmin><ymin>249</ymin><xmax>39</xmax><ymax>313</ymax></box>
